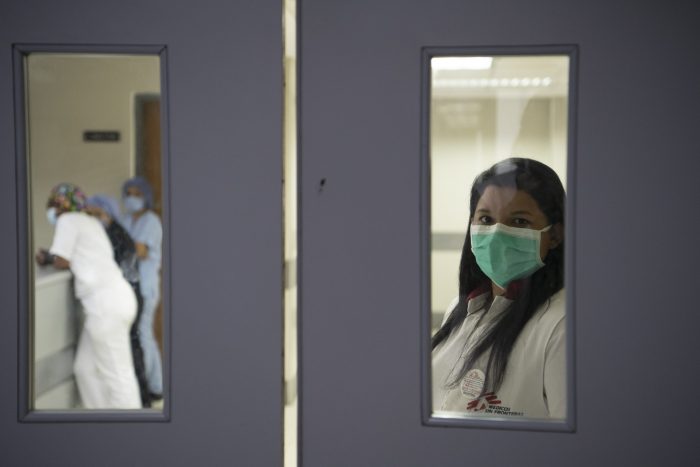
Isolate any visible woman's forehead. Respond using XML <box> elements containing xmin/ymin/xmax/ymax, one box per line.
<box><xmin>475</xmin><ymin>185</ymin><xmax>542</xmax><ymax>212</ymax></box>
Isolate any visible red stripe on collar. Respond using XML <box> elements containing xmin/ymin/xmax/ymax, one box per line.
<box><xmin>466</xmin><ymin>280</ymin><xmax>525</xmax><ymax>301</ymax></box>
<box><xmin>467</xmin><ymin>282</ymin><xmax>490</xmax><ymax>300</ymax></box>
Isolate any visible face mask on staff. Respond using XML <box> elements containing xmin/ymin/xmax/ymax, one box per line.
<box><xmin>124</xmin><ymin>196</ymin><xmax>145</xmax><ymax>213</ymax></box>
<box><xmin>46</xmin><ymin>207</ymin><xmax>58</xmax><ymax>225</ymax></box>
<box><xmin>470</xmin><ymin>223</ymin><xmax>551</xmax><ymax>289</ymax></box>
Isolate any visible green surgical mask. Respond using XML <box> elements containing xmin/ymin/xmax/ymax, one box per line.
<box><xmin>470</xmin><ymin>223</ymin><xmax>551</xmax><ymax>289</ymax></box>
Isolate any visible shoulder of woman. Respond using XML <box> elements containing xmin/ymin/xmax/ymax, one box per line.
<box><xmin>55</xmin><ymin>211</ymin><xmax>84</xmax><ymax>227</ymax></box>
<box><xmin>533</xmin><ymin>289</ymin><xmax>566</xmax><ymax>327</ymax></box>
<box><xmin>440</xmin><ymin>296</ymin><xmax>461</xmax><ymax>326</ymax></box>
<box><xmin>143</xmin><ymin>210</ymin><xmax>162</xmax><ymax>226</ymax></box>
<box><xmin>548</xmin><ymin>289</ymin><xmax>565</xmax><ymax>309</ymax></box>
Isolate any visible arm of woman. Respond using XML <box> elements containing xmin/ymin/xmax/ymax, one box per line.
<box><xmin>135</xmin><ymin>241</ymin><xmax>149</xmax><ymax>258</ymax></box>
<box><xmin>52</xmin><ymin>255</ymin><xmax>70</xmax><ymax>269</ymax></box>
<box><xmin>46</xmin><ymin>215</ymin><xmax>77</xmax><ymax>271</ymax></box>
<box><xmin>35</xmin><ymin>249</ymin><xmax>69</xmax><ymax>269</ymax></box>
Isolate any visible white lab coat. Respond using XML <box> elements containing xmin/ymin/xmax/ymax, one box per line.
<box><xmin>432</xmin><ymin>290</ymin><xmax>566</xmax><ymax>419</ymax></box>
<box><xmin>50</xmin><ymin>212</ymin><xmax>141</xmax><ymax>409</ymax></box>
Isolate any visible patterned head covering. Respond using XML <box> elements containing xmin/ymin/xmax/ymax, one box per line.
<box><xmin>47</xmin><ymin>183</ymin><xmax>87</xmax><ymax>212</ymax></box>
<box><xmin>86</xmin><ymin>194</ymin><xmax>121</xmax><ymax>220</ymax></box>
<box><xmin>122</xmin><ymin>176</ymin><xmax>154</xmax><ymax>209</ymax></box>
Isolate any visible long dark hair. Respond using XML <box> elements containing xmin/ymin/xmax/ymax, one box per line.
<box><xmin>432</xmin><ymin>157</ymin><xmax>565</xmax><ymax>393</ymax></box>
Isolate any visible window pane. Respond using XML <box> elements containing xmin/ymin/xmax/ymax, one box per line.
<box><xmin>429</xmin><ymin>54</ymin><xmax>571</xmax><ymax>427</ymax></box>
<box><xmin>25</xmin><ymin>52</ymin><xmax>166</xmax><ymax>413</ymax></box>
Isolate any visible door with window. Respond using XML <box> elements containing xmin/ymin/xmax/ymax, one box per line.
<box><xmin>1</xmin><ymin>1</ymin><xmax>282</xmax><ymax>465</ymax></box>
<box><xmin>298</xmin><ymin>1</ymin><xmax>699</xmax><ymax>466</ymax></box>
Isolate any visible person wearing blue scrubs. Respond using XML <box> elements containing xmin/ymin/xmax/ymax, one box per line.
<box><xmin>121</xmin><ymin>177</ymin><xmax>163</xmax><ymax>400</ymax></box>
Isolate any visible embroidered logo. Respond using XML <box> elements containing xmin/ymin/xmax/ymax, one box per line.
<box><xmin>467</xmin><ymin>392</ymin><xmax>502</xmax><ymax>412</ymax></box>
<box><xmin>459</xmin><ymin>368</ymin><xmax>524</xmax><ymax>416</ymax></box>
<box><xmin>460</xmin><ymin>369</ymin><xmax>485</xmax><ymax>399</ymax></box>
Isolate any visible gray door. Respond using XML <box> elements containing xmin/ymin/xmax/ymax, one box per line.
<box><xmin>3</xmin><ymin>1</ymin><xmax>699</xmax><ymax>466</ymax></box>
<box><xmin>1</xmin><ymin>1</ymin><xmax>282</xmax><ymax>465</ymax></box>
<box><xmin>299</xmin><ymin>1</ymin><xmax>699</xmax><ymax>466</ymax></box>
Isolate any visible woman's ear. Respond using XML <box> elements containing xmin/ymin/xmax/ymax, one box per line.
<box><xmin>548</xmin><ymin>223</ymin><xmax>564</xmax><ymax>250</ymax></box>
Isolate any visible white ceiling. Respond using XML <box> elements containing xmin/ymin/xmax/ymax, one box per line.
<box><xmin>432</xmin><ymin>55</ymin><xmax>570</xmax><ymax>98</ymax></box>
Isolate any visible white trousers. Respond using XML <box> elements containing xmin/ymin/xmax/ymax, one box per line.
<box><xmin>74</xmin><ymin>282</ymin><xmax>142</xmax><ymax>409</ymax></box>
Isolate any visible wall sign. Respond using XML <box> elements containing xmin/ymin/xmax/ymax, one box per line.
<box><xmin>83</xmin><ymin>130</ymin><xmax>120</xmax><ymax>142</ymax></box>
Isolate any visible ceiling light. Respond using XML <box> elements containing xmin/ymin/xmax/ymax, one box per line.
<box><xmin>431</xmin><ymin>56</ymin><xmax>493</xmax><ymax>71</ymax></box>
<box><xmin>432</xmin><ymin>76</ymin><xmax>555</xmax><ymax>89</ymax></box>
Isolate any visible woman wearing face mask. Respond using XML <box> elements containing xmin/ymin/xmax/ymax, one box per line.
<box><xmin>85</xmin><ymin>194</ymin><xmax>152</xmax><ymax>407</ymax></box>
<box><xmin>432</xmin><ymin>158</ymin><xmax>566</xmax><ymax>419</ymax></box>
<box><xmin>35</xmin><ymin>183</ymin><xmax>141</xmax><ymax>409</ymax></box>
<box><xmin>121</xmin><ymin>176</ymin><xmax>163</xmax><ymax>401</ymax></box>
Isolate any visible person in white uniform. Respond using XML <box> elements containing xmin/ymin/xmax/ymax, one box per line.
<box><xmin>432</xmin><ymin>158</ymin><xmax>566</xmax><ymax>420</ymax></box>
<box><xmin>35</xmin><ymin>183</ymin><xmax>141</xmax><ymax>409</ymax></box>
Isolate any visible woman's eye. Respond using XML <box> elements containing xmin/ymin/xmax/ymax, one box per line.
<box><xmin>512</xmin><ymin>218</ymin><xmax>531</xmax><ymax>227</ymax></box>
<box><xmin>477</xmin><ymin>215</ymin><xmax>493</xmax><ymax>224</ymax></box>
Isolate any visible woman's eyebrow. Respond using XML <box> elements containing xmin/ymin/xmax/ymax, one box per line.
<box><xmin>475</xmin><ymin>208</ymin><xmax>491</xmax><ymax>213</ymax></box>
<box><xmin>510</xmin><ymin>210</ymin><xmax>534</xmax><ymax>216</ymax></box>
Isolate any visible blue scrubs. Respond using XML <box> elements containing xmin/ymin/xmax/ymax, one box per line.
<box><xmin>122</xmin><ymin>210</ymin><xmax>163</xmax><ymax>395</ymax></box>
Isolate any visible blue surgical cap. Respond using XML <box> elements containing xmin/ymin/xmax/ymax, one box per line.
<box><xmin>86</xmin><ymin>194</ymin><xmax>121</xmax><ymax>220</ymax></box>
<box><xmin>122</xmin><ymin>176</ymin><xmax>154</xmax><ymax>209</ymax></box>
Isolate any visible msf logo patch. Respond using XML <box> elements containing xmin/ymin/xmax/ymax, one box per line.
<box><xmin>467</xmin><ymin>392</ymin><xmax>502</xmax><ymax>412</ymax></box>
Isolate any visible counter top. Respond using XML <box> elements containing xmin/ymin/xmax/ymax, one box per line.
<box><xmin>35</xmin><ymin>266</ymin><xmax>72</xmax><ymax>288</ymax></box>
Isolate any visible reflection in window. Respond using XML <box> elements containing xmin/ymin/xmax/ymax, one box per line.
<box><xmin>26</xmin><ymin>53</ymin><xmax>164</xmax><ymax>411</ymax></box>
<box><xmin>429</xmin><ymin>55</ymin><xmax>570</xmax><ymax>423</ymax></box>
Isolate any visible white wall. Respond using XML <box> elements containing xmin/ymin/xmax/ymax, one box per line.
<box><xmin>431</xmin><ymin>94</ymin><xmax>569</xmax><ymax>318</ymax></box>
<box><xmin>27</xmin><ymin>53</ymin><xmax>160</xmax><ymax>250</ymax></box>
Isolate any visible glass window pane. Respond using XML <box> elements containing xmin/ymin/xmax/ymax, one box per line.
<box><xmin>25</xmin><ymin>52</ymin><xmax>166</xmax><ymax>413</ymax></box>
<box><xmin>429</xmin><ymin>53</ymin><xmax>571</xmax><ymax>427</ymax></box>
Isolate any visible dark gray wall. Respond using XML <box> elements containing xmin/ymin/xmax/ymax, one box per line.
<box><xmin>1</xmin><ymin>1</ymin><xmax>282</xmax><ymax>466</ymax></box>
<box><xmin>299</xmin><ymin>0</ymin><xmax>700</xmax><ymax>465</ymax></box>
